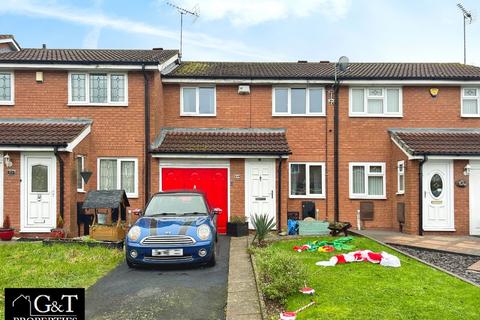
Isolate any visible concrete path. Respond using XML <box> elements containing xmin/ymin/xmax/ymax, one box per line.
<box><xmin>85</xmin><ymin>236</ymin><xmax>230</xmax><ymax>320</ymax></box>
<box><xmin>226</xmin><ymin>237</ymin><xmax>262</xmax><ymax>320</ymax></box>
<box><xmin>356</xmin><ymin>229</ymin><xmax>480</xmax><ymax>256</ymax></box>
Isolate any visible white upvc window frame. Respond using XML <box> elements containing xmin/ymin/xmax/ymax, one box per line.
<box><xmin>68</xmin><ymin>72</ymin><xmax>128</xmax><ymax>106</ymax></box>
<box><xmin>349</xmin><ymin>87</ymin><xmax>402</xmax><ymax>117</ymax></box>
<box><xmin>289</xmin><ymin>162</ymin><xmax>326</xmax><ymax>199</ymax></box>
<box><xmin>349</xmin><ymin>162</ymin><xmax>386</xmax><ymax>199</ymax></box>
<box><xmin>397</xmin><ymin>160</ymin><xmax>405</xmax><ymax>195</ymax></box>
<box><xmin>76</xmin><ymin>155</ymin><xmax>85</xmax><ymax>192</ymax></box>
<box><xmin>461</xmin><ymin>87</ymin><xmax>480</xmax><ymax>117</ymax></box>
<box><xmin>97</xmin><ymin>157</ymin><xmax>138</xmax><ymax>198</ymax></box>
<box><xmin>0</xmin><ymin>71</ymin><xmax>14</xmax><ymax>105</ymax></box>
<box><xmin>180</xmin><ymin>86</ymin><xmax>216</xmax><ymax>116</ymax></box>
<box><xmin>272</xmin><ymin>87</ymin><xmax>326</xmax><ymax>116</ymax></box>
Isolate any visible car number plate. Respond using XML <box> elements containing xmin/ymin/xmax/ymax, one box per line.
<box><xmin>152</xmin><ymin>249</ymin><xmax>183</xmax><ymax>257</ymax></box>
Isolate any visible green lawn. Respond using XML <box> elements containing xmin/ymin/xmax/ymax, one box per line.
<box><xmin>0</xmin><ymin>242</ymin><xmax>124</xmax><ymax>319</ymax></box>
<box><xmin>253</xmin><ymin>236</ymin><xmax>480</xmax><ymax>320</ymax></box>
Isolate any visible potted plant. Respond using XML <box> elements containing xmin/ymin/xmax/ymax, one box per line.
<box><xmin>50</xmin><ymin>214</ymin><xmax>66</xmax><ymax>239</ymax></box>
<box><xmin>0</xmin><ymin>215</ymin><xmax>15</xmax><ymax>241</ymax></box>
<box><xmin>226</xmin><ymin>215</ymin><xmax>249</xmax><ymax>237</ymax></box>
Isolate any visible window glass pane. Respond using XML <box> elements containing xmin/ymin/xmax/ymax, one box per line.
<box><xmin>89</xmin><ymin>74</ymin><xmax>107</xmax><ymax>103</ymax></box>
<box><xmin>76</xmin><ymin>157</ymin><xmax>83</xmax><ymax>190</ymax></box>
<box><xmin>351</xmin><ymin>89</ymin><xmax>364</xmax><ymax>113</ymax></box>
<box><xmin>99</xmin><ymin>159</ymin><xmax>117</xmax><ymax>190</ymax></box>
<box><xmin>464</xmin><ymin>88</ymin><xmax>477</xmax><ymax>97</ymax></box>
<box><xmin>387</xmin><ymin>89</ymin><xmax>400</xmax><ymax>113</ymax></box>
<box><xmin>309</xmin><ymin>165</ymin><xmax>323</xmax><ymax>194</ymax></box>
<box><xmin>368</xmin><ymin>176</ymin><xmax>384</xmax><ymax>196</ymax></box>
<box><xmin>370</xmin><ymin>166</ymin><xmax>382</xmax><ymax>173</ymax></box>
<box><xmin>110</xmin><ymin>74</ymin><xmax>125</xmax><ymax>102</ymax></box>
<box><xmin>31</xmin><ymin>165</ymin><xmax>48</xmax><ymax>192</ymax></box>
<box><xmin>121</xmin><ymin>161</ymin><xmax>135</xmax><ymax>194</ymax></box>
<box><xmin>352</xmin><ymin>166</ymin><xmax>365</xmax><ymax>194</ymax></box>
<box><xmin>274</xmin><ymin>88</ymin><xmax>288</xmax><ymax>113</ymax></box>
<box><xmin>71</xmin><ymin>74</ymin><xmax>86</xmax><ymax>102</ymax></box>
<box><xmin>430</xmin><ymin>174</ymin><xmax>443</xmax><ymax>198</ymax></box>
<box><xmin>0</xmin><ymin>73</ymin><xmax>11</xmax><ymax>101</ymax></box>
<box><xmin>291</xmin><ymin>88</ymin><xmax>306</xmax><ymax>114</ymax></box>
<box><xmin>368</xmin><ymin>88</ymin><xmax>383</xmax><ymax>96</ymax></box>
<box><xmin>290</xmin><ymin>164</ymin><xmax>306</xmax><ymax>195</ymax></box>
<box><xmin>309</xmin><ymin>88</ymin><xmax>323</xmax><ymax>113</ymax></box>
<box><xmin>199</xmin><ymin>87</ymin><xmax>215</xmax><ymax>114</ymax></box>
<box><xmin>399</xmin><ymin>174</ymin><xmax>405</xmax><ymax>192</ymax></box>
<box><xmin>463</xmin><ymin>99</ymin><xmax>478</xmax><ymax>114</ymax></box>
<box><xmin>182</xmin><ymin>88</ymin><xmax>196</xmax><ymax>113</ymax></box>
<box><xmin>367</xmin><ymin>99</ymin><xmax>383</xmax><ymax>114</ymax></box>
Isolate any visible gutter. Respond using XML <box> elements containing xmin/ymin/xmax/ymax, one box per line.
<box><xmin>418</xmin><ymin>156</ymin><xmax>427</xmax><ymax>236</ymax></box>
<box><xmin>53</xmin><ymin>147</ymin><xmax>64</xmax><ymax>220</ymax></box>
<box><xmin>142</xmin><ymin>65</ymin><xmax>151</xmax><ymax>205</ymax></box>
<box><xmin>333</xmin><ymin>83</ymin><xmax>340</xmax><ymax>223</ymax></box>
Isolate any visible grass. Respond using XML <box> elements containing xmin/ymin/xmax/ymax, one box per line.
<box><xmin>0</xmin><ymin>242</ymin><xmax>124</xmax><ymax>319</ymax></box>
<box><xmin>253</xmin><ymin>236</ymin><xmax>480</xmax><ymax>320</ymax></box>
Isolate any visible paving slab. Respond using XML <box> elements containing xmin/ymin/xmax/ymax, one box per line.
<box><xmin>467</xmin><ymin>260</ymin><xmax>480</xmax><ymax>272</ymax></box>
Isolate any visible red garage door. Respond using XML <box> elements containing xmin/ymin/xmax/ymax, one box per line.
<box><xmin>162</xmin><ymin>168</ymin><xmax>228</xmax><ymax>234</ymax></box>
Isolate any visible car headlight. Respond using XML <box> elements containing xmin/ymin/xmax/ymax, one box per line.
<box><xmin>127</xmin><ymin>226</ymin><xmax>142</xmax><ymax>241</ymax></box>
<box><xmin>197</xmin><ymin>224</ymin><xmax>211</xmax><ymax>241</ymax></box>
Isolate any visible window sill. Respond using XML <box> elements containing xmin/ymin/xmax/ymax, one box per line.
<box><xmin>461</xmin><ymin>114</ymin><xmax>480</xmax><ymax>118</ymax></box>
<box><xmin>289</xmin><ymin>195</ymin><xmax>326</xmax><ymax>199</ymax></box>
<box><xmin>68</xmin><ymin>103</ymin><xmax>128</xmax><ymax>107</ymax></box>
<box><xmin>273</xmin><ymin>114</ymin><xmax>326</xmax><ymax>117</ymax></box>
<box><xmin>0</xmin><ymin>101</ymin><xmax>14</xmax><ymax>106</ymax></box>
<box><xmin>77</xmin><ymin>190</ymin><xmax>86</xmax><ymax>193</ymax></box>
<box><xmin>349</xmin><ymin>114</ymin><xmax>403</xmax><ymax>118</ymax></box>
<box><xmin>349</xmin><ymin>196</ymin><xmax>387</xmax><ymax>200</ymax></box>
<box><xmin>180</xmin><ymin>114</ymin><xmax>216</xmax><ymax>117</ymax></box>
<box><xmin>396</xmin><ymin>192</ymin><xmax>405</xmax><ymax>195</ymax></box>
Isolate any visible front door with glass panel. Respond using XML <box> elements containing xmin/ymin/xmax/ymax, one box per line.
<box><xmin>423</xmin><ymin>160</ymin><xmax>454</xmax><ymax>231</ymax></box>
<box><xmin>22</xmin><ymin>153</ymin><xmax>56</xmax><ymax>232</ymax></box>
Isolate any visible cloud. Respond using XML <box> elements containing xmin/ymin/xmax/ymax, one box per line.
<box><xmin>0</xmin><ymin>0</ymin><xmax>278</xmax><ymax>60</ymax></box>
<box><xmin>174</xmin><ymin>0</ymin><xmax>351</xmax><ymax>27</ymax></box>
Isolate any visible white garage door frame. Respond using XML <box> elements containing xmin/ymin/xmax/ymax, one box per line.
<box><xmin>470</xmin><ymin>160</ymin><xmax>480</xmax><ymax>235</ymax></box>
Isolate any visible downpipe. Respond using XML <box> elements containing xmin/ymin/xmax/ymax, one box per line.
<box><xmin>53</xmin><ymin>146</ymin><xmax>64</xmax><ymax>219</ymax></box>
<box><xmin>418</xmin><ymin>156</ymin><xmax>427</xmax><ymax>236</ymax></box>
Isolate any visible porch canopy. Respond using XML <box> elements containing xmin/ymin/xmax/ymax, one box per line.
<box><xmin>151</xmin><ymin>128</ymin><xmax>291</xmax><ymax>158</ymax></box>
<box><xmin>0</xmin><ymin>118</ymin><xmax>92</xmax><ymax>152</ymax></box>
<box><xmin>389</xmin><ymin>128</ymin><xmax>480</xmax><ymax>157</ymax></box>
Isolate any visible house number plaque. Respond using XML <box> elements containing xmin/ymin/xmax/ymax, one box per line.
<box><xmin>7</xmin><ymin>169</ymin><xmax>15</xmax><ymax>176</ymax></box>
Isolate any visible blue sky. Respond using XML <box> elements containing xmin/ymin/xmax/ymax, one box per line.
<box><xmin>1</xmin><ymin>0</ymin><xmax>479</xmax><ymax>65</ymax></box>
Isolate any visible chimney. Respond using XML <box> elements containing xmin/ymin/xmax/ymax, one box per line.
<box><xmin>152</xmin><ymin>47</ymin><xmax>163</xmax><ymax>51</ymax></box>
<box><xmin>297</xmin><ymin>60</ymin><xmax>308</xmax><ymax>63</ymax></box>
<box><xmin>42</xmin><ymin>44</ymin><xmax>47</xmax><ymax>49</ymax></box>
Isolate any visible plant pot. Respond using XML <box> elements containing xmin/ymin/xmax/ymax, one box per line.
<box><xmin>50</xmin><ymin>228</ymin><xmax>66</xmax><ymax>239</ymax></box>
<box><xmin>226</xmin><ymin>222</ymin><xmax>249</xmax><ymax>237</ymax></box>
<box><xmin>0</xmin><ymin>228</ymin><xmax>15</xmax><ymax>241</ymax></box>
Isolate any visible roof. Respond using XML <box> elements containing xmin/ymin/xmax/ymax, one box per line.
<box><xmin>152</xmin><ymin>128</ymin><xmax>291</xmax><ymax>155</ymax></box>
<box><xmin>0</xmin><ymin>118</ymin><xmax>91</xmax><ymax>147</ymax></box>
<box><xmin>389</xmin><ymin>128</ymin><xmax>480</xmax><ymax>156</ymax></box>
<box><xmin>164</xmin><ymin>61</ymin><xmax>480</xmax><ymax>80</ymax></box>
<box><xmin>82</xmin><ymin>190</ymin><xmax>130</xmax><ymax>209</ymax></box>
<box><xmin>0</xmin><ymin>48</ymin><xmax>178</xmax><ymax>65</ymax></box>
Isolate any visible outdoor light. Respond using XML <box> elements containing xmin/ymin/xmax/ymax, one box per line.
<box><xmin>130</xmin><ymin>250</ymin><xmax>138</xmax><ymax>259</ymax></box>
<box><xmin>3</xmin><ymin>153</ymin><xmax>12</xmax><ymax>168</ymax></box>
<box><xmin>198</xmin><ymin>248</ymin><xmax>207</xmax><ymax>257</ymax></box>
<box><xmin>464</xmin><ymin>163</ymin><xmax>471</xmax><ymax>176</ymax></box>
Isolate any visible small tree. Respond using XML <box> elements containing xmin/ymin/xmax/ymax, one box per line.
<box><xmin>251</xmin><ymin>213</ymin><xmax>275</xmax><ymax>245</ymax></box>
<box><xmin>2</xmin><ymin>215</ymin><xmax>11</xmax><ymax>229</ymax></box>
<box><xmin>56</xmin><ymin>214</ymin><xmax>64</xmax><ymax>229</ymax></box>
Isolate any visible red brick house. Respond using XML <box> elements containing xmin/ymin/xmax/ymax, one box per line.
<box><xmin>1</xmin><ymin>34</ymin><xmax>480</xmax><ymax>237</ymax></box>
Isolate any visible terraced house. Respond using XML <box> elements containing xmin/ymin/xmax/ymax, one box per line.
<box><xmin>1</xmin><ymin>34</ymin><xmax>480</xmax><ymax>237</ymax></box>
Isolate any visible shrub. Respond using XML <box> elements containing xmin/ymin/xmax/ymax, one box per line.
<box><xmin>230</xmin><ymin>215</ymin><xmax>247</xmax><ymax>224</ymax></box>
<box><xmin>255</xmin><ymin>249</ymin><xmax>306</xmax><ymax>304</ymax></box>
<box><xmin>251</xmin><ymin>213</ymin><xmax>275</xmax><ymax>245</ymax></box>
<box><xmin>2</xmin><ymin>215</ymin><xmax>11</xmax><ymax>229</ymax></box>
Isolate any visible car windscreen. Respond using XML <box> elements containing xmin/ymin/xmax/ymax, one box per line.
<box><xmin>144</xmin><ymin>194</ymin><xmax>209</xmax><ymax>216</ymax></box>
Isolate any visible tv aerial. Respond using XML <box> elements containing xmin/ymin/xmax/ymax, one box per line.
<box><xmin>457</xmin><ymin>3</ymin><xmax>474</xmax><ymax>64</ymax></box>
<box><xmin>167</xmin><ymin>1</ymin><xmax>200</xmax><ymax>59</ymax></box>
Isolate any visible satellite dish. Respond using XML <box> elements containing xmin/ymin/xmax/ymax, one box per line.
<box><xmin>338</xmin><ymin>56</ymin><xmax>349</xmax><ymax>72</ymax></box>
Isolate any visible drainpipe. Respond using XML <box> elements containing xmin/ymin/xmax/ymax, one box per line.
<box><xmin>142</xmin><ymin>65</ymin><xmax>151</xmax><ymax>205</ymax></box>
<box><xmin>418</xmin><ymin>155</ymin><xmax>427</xmax><ymax>236</ymax></box>
<box><xmin>53</xmin><ymin>147</ymin><xmax>64</xmax><ymax>219</ymax></box>
<box><xmin>277</xmin><ymin>156</ymin><xmax>283</xmax><ymax>232</ymax></box>
<box><xmin>333</xmin><ymin>83</ymin><xmax>340</xmax><ymax>223</ymax></box>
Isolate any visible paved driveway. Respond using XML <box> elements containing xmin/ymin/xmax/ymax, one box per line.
<box><xmin>85</xmin><ymin>236</ymin><xmax>230</xmax><ymax>320</ymax></box>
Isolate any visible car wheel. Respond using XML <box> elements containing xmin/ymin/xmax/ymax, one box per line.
<box><xmin>206</xmin><ymin>251</ymin><xmax>216</xmax><ymax>267</ymax></box>
<box><xmin>126</xmin><ymin>258</ymin><xmax>137</xmax><ymax>269</ymax></box>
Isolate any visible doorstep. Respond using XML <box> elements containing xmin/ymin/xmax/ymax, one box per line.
<box><xmin>226</xmin><ymin>237</ymin><xmax>262</xmax><ymax>320</ymax></box>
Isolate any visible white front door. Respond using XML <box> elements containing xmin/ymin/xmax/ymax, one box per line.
<box><xmin>245</xmin><ymin>159</ymin><xmax>276</xmax><ymax>229</ymax></box>
<box><xmin>470</xmin><ymin>160</ymin><xmax>480</xmax><ymax>235</ymax></box>
<box><xmin>21</xmin><ymin>153</ymin><xmax>56</xmax><ymax>232</ymax></box>
<box><xmin>423</xmin><ymin>160</ymin><xmax>454</xmax><ymax>231</ymax></box>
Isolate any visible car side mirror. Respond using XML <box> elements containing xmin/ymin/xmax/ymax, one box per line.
<box><xmin>212</xmin><ymin>208</ymin><xmax>222</xmax><ymax>215</ymax></box>
<box><xmin>132</xmin><ymin>208</ymin><xmax>143</xmax><ymax>216</ymax></box>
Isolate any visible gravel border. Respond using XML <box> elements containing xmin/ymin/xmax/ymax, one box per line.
<box><xmin>390</xmin><ymin>244</ymin><xmax>480</xmax><ymax>285</ymax></box>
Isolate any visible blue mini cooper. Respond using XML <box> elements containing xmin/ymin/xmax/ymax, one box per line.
<box><xmin>125</xmin><ymin>191</ymin><xmax>219</xmax><ymax>268</ymax></box>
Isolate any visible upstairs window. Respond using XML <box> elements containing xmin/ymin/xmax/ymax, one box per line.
<box><xmin>69</xmin><ymin>72</ymin><xmax>128</xmax><ymax>105</ymax></box>
<box><xmin>462</xmin><ymin>88</ymin><xmax>480</xmax><ymax>117</ymax></box>
<box><xmin>350</xmin><ymin>162</ymin><xmax>386</xmax><ymax>199</ymax></box>
<box><xmin>350</xmin><ymin>87</ymin><xmax>402</xmax><ymax>117</ymax></box>
<box><xmin>0</xmin><ymin>72</ymin><xmax>13</xmax><ymax>105</ymax></box>
<box><xmin>181</xmin><ymin>86</ymin><xmax>216</xmax><ymax>116</ymax></box>
<box><xmin>273</xmin><ymin>87</ymin><xmax>325</xmax><ymax>116</ymax></box>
